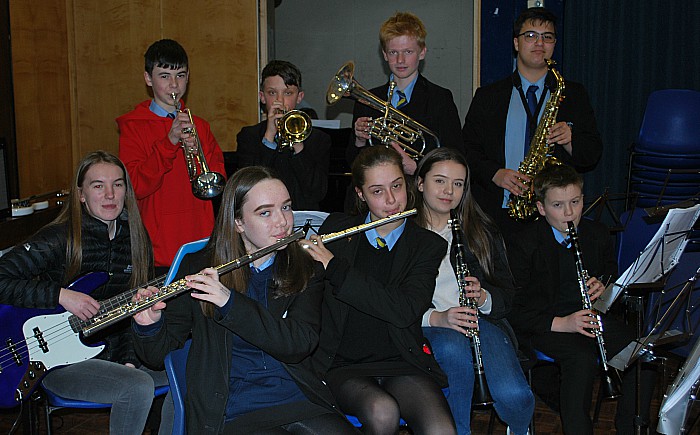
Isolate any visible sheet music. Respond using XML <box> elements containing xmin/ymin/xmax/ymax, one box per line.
<box><xmin>293</xmin><ymin>210</ymin><xmax>329</xmax><ymax>239</ymax></box>
<box><xmin>594</xmin><ymin>204</ymin><xmax>700</xmax><ymax>313</ymax></box>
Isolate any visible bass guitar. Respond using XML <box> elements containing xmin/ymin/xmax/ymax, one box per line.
<box><xmin>0</xmin><ymin>272</ymin><xmax>108</xmax><ymax>408</ymax></box>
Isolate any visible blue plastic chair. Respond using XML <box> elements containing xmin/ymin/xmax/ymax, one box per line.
<box><xmin>636</xmin><ymin>89</ymin><xmax>700</xmax><ymax>155</ymax></box>
<box><xmin>43</xmin><ymin>383</ymin><xmax>169</xmax><ymax>435</ymax></box>
<box><xmin>164</xmin><ymin>238</ymin><xmax>210</xmax><ymax>286</ymax></box>
<box><xmin>164</xmin><ymin>339</ymin><xmax>192</xmax><ymax>435</ymax></box>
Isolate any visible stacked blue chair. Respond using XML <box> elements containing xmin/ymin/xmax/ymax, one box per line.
<box><xmin>627</xmin><ymin>89</ymin><xmax>700</xmax><ymax>209</ymax></box>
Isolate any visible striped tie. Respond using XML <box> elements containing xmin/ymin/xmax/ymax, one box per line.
<box><xmin>167</xmin><ymin>113</ymin><xmax>176</xmax><ymax>119</ymax></box>
<box><xmin>375</xmin><ymin>237</ymin><xmax>387</xmax><ymax>249</ymax></box>
<box><xmin>561</xmin><ymin>236</ymin><xmax>571</xmax><ymax>248</ymax></box>
<box><xmin>396</xmin><ymin>90</ymin><xmax>407</xmax><ymax>109</ymax></box>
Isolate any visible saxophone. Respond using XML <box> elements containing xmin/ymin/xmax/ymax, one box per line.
<box><xmin>507</xmin><ymin>59</ymin><xmax>565</xmax><ymax>220</ymax></box>
<box><xmin>449</xmin><ymin>209</ymin><xmax>493</xmax><ymax>406</ymax></box>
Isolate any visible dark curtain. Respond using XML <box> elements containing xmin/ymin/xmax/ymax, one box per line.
<box><xmin>561</xmin><ymin>0</ymin><xmax>700</xmax><ymax>211</ymax></box>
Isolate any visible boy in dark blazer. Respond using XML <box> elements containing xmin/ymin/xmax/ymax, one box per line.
<box><xmin>507</xmin><ymin>164</ymin><xmax>636</xmax><ymax>435</ymax></box>
<box><xmin>462</xmin><ymin>7</ymin><xmax>602</xmax><ymax>235</ymax></box>
<box><xmin>348</xmin><ymin>11</ymin><xmax>464</xmax><ymax>176</ymax></box>
<box><xmin>235</xmin><ymin>60</ymin><xmax>331</xmax><ymax>211</ymax></box>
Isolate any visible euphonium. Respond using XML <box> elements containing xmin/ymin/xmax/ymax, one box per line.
<box><xmin>326</xmin><ymin>61</ymin><xmax>440</xmax><ymax>160</ymax></box>
<box><xmin>507</xmin><ymin>59</ymin><xmax>565</xmax><ymax>220</ymax></box>
<box><xmin>170</xmin><ymin>93</ymin><xmax>226</xmax><ymax>199</ymax></box>
<box><xmin>567</xmin><ymin>221</ymin><xmax>622</xmax><ymax>399</ymax></box>
<box><xmin>275</xmin><ymin>109</ymin><xmax>312</xmax><ymax>152</ymax></box>
<box><xmin>450</xmin><ymin>209</ymin><xmax>493</xmax><ymax>406</ymax></box>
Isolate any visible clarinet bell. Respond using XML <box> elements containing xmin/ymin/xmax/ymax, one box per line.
<box><xmin>472</xmin><ymin>371</ymin><xmax>494</xmax><ymax>406</ymax></box>
<box><xmin>600</xmin><ymin>367</ymin><xmax>623</xmax><ymax>399</ymax></box>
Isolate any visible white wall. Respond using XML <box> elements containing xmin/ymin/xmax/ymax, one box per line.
<box><xmin>272</xmin><ymin>0</ymin><xmax>474</xmax><ymax>128</ymax></box>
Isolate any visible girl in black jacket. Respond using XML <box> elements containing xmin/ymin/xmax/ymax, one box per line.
<box><xmin>0</xmin><ymin>151</ymin><xmax>164</xmax><ymax>435</ymax></box>
<box><xmin>303</xmin><ymin>146</ymin><xmax>456</xmax><ymax>434</ymax></box>
<box><xmin>133</xmin><ymin>166</ymin><xmax>358</xmax><ymax>434</ymax></box>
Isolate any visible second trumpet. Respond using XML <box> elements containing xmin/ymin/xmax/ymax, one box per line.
<box><xmin>170</xmin><ymin>93</ymin><xmax>225</xmax><ymax>199</ymax></box>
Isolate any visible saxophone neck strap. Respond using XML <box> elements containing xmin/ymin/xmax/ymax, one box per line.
<box><xmin>512</xmin><ymin>71</ymin><xmax>549</xmax><ymax>130</ymax></box>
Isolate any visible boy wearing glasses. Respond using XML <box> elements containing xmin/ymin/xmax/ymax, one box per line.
<box><xmin>462</xmin><ymin>7</ymin><xmax>602</xmax><ymax>235</ymax></box>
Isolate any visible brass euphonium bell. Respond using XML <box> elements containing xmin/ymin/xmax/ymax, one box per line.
<box><xmin>170</xmin><ymin>93</ymin><xmax>226</xmax><ymax>199</ymax></box>
<box><xmin>326</xmin><ymin>61</ymin><xmax>441</xmax><ymax>160</ymax></box>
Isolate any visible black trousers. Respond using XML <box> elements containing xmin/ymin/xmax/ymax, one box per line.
<box><xmin>530</xmin><ymin>316</ymin><xmax>637</xmax><ymax>435</ymax></box>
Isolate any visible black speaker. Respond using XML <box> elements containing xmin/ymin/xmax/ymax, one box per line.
<box><xmin>0</xmin><ymin>138</ymin><xmax>10</xmax><ymax>219</ymax></box>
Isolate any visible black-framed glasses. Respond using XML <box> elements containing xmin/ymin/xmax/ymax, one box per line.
<box><xmin>517</xmin><ymin>31</ymin><xmax>556</xmax><ymax>44</ymax></box>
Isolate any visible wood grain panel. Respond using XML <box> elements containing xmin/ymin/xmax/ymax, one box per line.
<box><xmin>10</xmin><ymin>0</ymin><xmax>73</xmax><ymax>197</ymax></box>
<box><xmin>163</xmin><ymin>0</ymin><xmax>259</xmax><ymax>151</ymax></box>
<box><xmin>10</xmin><ymin>1</ymin><xmax>259</xmax><ymax>198</ymax></box>
<box><xmin>70</xmin><ymin>1</ymin><xmax>162</xmax><ymax>160</ymax></box>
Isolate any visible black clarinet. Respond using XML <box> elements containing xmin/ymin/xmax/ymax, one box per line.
<box><xmin>566</xmin><ymin>221</ymin><xmax>622</xmax><ymax>399</ymax></box>
<box><xmin>450</xmin><ymin>209</ymin><xmax>493</xmax><ymax>406</ymax></box>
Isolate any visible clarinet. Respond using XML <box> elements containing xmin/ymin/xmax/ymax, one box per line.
<box><xmin>566</xmin><ymin>221</ymin><xmax>622</xmax><ymax>399</ymax></box>
<box><xmin>449</xmin><ymin>209</ymin><xmax>493</xmax><ymax>406</ymax></box>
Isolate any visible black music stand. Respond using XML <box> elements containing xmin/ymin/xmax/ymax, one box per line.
<box><xmin>292</xmin><ymin>211</ymin><xmax>329</xmax><ymax>239</ymax></box>
<box><xmin>595</xmin><ymin>204</ymin><xmax>700</xmax><ymax>314</ymax></box>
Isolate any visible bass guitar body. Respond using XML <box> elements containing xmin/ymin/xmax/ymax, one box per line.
<box><xmin>0</xmin><ymin>272</ymin><xmax>108</xmax><ymax>408</ymax></box>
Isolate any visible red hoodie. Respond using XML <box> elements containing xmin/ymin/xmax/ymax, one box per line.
<box><xmin>117</xmin><ymin>100</ymin><xmax>226</xmax><ymax>267</ymax></box>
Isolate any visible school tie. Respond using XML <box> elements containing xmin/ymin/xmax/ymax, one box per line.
<box><xmin>524</xmin><ymin>85</ymin><xmax>539</xmax><ymax>152</ymax></box>
<box><xmin>167</xmin><ymin>113</ymin><xmax>176</xmax><ymax>119</ymax></box>
<box><xmin>396</xmin><ymin>90</ymin><xmax>408</xmax><ymax>109</ymax></box>
<box><xmin>560</xmin><ymin>236</ymin><xmax>571</xmax><ymax>249</ymax></box>
<box><xmin>375</xmin><ymin>237</ymin><xmax>387</xmax><ymax>249</ymax></box>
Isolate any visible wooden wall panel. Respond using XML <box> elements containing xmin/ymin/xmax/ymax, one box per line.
<box><xmin>10</xmin><ymin>1</ymin><xmax>259</xmax><ymax>197</ymax></box>
<box><xmin>163</xmin><ymin>0</ymin><xmax>259</xmax><ymax>152</ymax></box>
<box><xmin>69</xmin><ymin>1</ymin><xmax>162</xmax><ymax>160</ymax></box>
<box><xmin>10</xmin><ymin>0</ymin><xmax>73</xmax><ymax>197</ymax></box>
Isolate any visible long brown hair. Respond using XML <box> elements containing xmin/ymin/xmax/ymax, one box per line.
<box><xmin>202</xmin><ymin>166</ymin><xmax>314</xmax><ymax>318</ymax></box>
<box><xmin>351</xmin><ymin>146</ymin><xmax>414</xmax><ymax>215</ymax></box>
<box><xmin>53</xmin><ymin>150</ymin><xmax>152</xmax><ymax>286</ymax></box>
<box><xmin>414</xmin><ymin>148</ymin><xmax>500</xmax><ymax>279</ymax></box>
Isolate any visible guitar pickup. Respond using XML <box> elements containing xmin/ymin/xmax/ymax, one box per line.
<box><xmin>6</xmin><ymin>338</ymin><xmax>22</xmax><ymax>366</ymax></box>
<box><xmin>33</xmin><ymin>327</ymin><xmax>49</xmax><ymax>353</ymax></box>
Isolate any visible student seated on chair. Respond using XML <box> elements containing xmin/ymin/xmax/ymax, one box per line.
<box><xmin>0</xmin><ymin>151</ymin><xmax>170</xmax><ymax>435</ymax></box>
<box><xmin>132</xmin><ymin>166</ymin><xmax>358</xmax><ymax>435</ymax></box>
<box><xmin>414</xmin><ymin>148</ymin><xmax>535</xmax><ymax>435</ymax></box>
<box><xmin>506</xmin><ymin>164</ymin><xmax>638</xmax><ymax>435</ymax></box>
<box><xmin>303</xmin><ymin>146</ymin><xmax>457</xmax><ymax>435</ymax></box>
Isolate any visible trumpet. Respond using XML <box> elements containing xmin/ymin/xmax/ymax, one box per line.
<box><xmin>326</xmin><ymin>61</ymin><xmax>440</xmax><ymax>160</ymax></box>
<box><xmin>170</xmin><ymin>93</ymin><xmax>226</xmax><ymax>199</ymax></box>
<box><xmin>77</xmin><ymin>211</ymin><xmax>416</xmax><ymax>337</ymax></box>
<box><xmin>567</xmin><ymin>221</ymin><xmax>622</xmax><ymax>399</ymax></box>
<box><xmin>275</xmin><ymin>109</ymin><xmax>312</xmax><ymax>152</ymax></box>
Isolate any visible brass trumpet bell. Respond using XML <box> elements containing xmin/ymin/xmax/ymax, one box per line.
<box><xmin>276</xmin><ymin>109</ymin><xmax>312</xmax><ymax>152</ymax></box>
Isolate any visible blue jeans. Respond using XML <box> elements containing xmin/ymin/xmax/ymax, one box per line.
<box><xmin>42</xmin><ymin>359</ymin><xmax>172</xmax><ymax>435</ymax></box>
<box><xmin>423</xmin><ymin>321</ymin><xmax>534</xmax><ymax>435</ymax></box>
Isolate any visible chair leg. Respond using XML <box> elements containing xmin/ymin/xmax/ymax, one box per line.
<box><xmin>44</xmin><ymin>401</ymin><xmax>53</xmax><ymax>435</ymax></box>
<box><xmin>528</xmin><ymin>368</ymin><xmax>536</xmax><ymax>435</ymax></box>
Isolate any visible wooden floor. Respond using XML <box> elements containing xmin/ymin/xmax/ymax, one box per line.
<box><xmin>0</xmin><ymin>367</ymin><xmax>692</xmax><ymax>435</ymax></box>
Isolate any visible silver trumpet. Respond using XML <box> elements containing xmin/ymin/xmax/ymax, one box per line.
<box><xmin>326</xmin><ymin>61</ymin><xmax>440</xmax><ymax>160</ymax></box>
<box><xmin>170</xmin><ymin>93</ymin><xmax>225</xmax><ymax>199</ymax></box>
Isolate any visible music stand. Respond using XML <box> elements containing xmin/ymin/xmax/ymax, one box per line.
<box><xmin>657</xmin><ymin>274</ymin><xmax>700</xmax><ymax>434</ymax></box>
<box><xmin>595</xmin><ymin>204</ymin><xmax>700</xmax><ymax>314</ymax></box>
<box><xmin>293</xmin><ymin>211</ymin><xmax>329</xmax><ymax>239</ymax></box>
